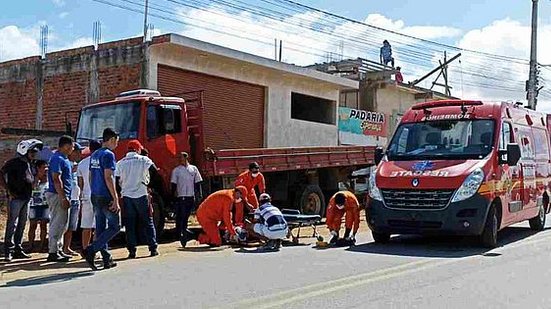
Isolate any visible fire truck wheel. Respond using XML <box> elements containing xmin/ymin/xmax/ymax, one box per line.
<box><xmin>296</xmin><ymin>185</ymin><xmax>326</xmax><ymax>216</ymax></box>
<box><xmin>372</xmin><ymin>231</ymin><xmax>390</xmax><ymax>244</ymax></box>
<box><xmin>529</xmin><ymin>202</ymin><xmax>546</xmax><ymax>231</ymax></box>
<box><xmin>480</xmin><ymin>206</ymin><xmax>498</xmax><ymax>248</ymax></box>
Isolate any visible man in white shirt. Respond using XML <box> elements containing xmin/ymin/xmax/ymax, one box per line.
<box><xmin>171</xmin><ymin>152</ymin><xmax>203</xmax><ymax>247</ymax></box>
<box><xmin>115</xmin><ymin>140</ymin><xmax>159</xmax><ymax>258</ymax></box>
<box><xmin>77</xmin><ymin>140</ymin><xmax>101</xmax><ymax>250</ymax></box>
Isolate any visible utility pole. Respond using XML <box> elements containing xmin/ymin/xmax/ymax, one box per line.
<box><xmin>527</xmin><ymin>0</ymin><xmax>539</xmax><ymax>110</ymax></box>
<box><xmin>143</xmin><ymin>0</ymin><xmax>149</xmax><ymax>42</ymax></box>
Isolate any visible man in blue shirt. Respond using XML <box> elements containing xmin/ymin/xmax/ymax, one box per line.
<box><xmin>380</xmin><ymin>40</ymin><xmax>395</xmax><ymax>67</ymax></box>
<box><xmin>83</xmin><ymin>128</ymin><xmax>120</xmax><ymax>270</ymax></box>
<box><xmin>46</xmin><ymin>136</ymin><xmax>75</xmax><ymax>263</ymax></box>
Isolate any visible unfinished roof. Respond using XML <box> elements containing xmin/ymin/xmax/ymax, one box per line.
<box><xmin>164</xmin><ymin>33</ymin><xmax>358</xmax><ymax>90</ymax></box>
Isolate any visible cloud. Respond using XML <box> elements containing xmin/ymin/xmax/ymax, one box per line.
<box><xmin>61</xmin><ymin>37</ymin><xmax>94</xmax><ymax>49</ymax></box>
<box><xmin>173</xmin><ymin>6</ymin><xmax>551</xmax><ymax>109</ymax></box>
<box><xmin>59</xmin><ymin>12</ymin><xmax>69</xmax><ymax>19</ymax></box>
<box><xmin>52</xmin><ymin>0</ymin><xmax>65</xmax><ymax>7</ymax></box>
<box><xmin>364</xmin><ymin>14</ymin><xmax>463</xmax><ymax>40</ymax></box>
<box><xmin>0</xmin><ymin>24</ymin><xmax>94</xmax><ymax>61</ymax></box>
<box><xmin>452</xmin><ymin>18</ymin><xmax>551</xmax><ymax>110</ymax></box>
<box><xmin>0</xmin><ymin>25</ymin><xmax>40</xmax><ymax>61</ymax></box>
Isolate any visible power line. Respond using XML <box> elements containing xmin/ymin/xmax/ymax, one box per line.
<box><xmin>276</xmin><ymin>0</ymin><xmax>529</xmax><ymax>63</ymax></box>
<box><xmin>89</xmin><ymin>0</ymin><xmax>540</xmax><ymax>100</ymax></box>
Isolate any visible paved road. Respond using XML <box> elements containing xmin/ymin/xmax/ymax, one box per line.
<box><xmin>2</xmin><ymin>220</ymin><xmax>551</xmax><ymax>309</ymax></box>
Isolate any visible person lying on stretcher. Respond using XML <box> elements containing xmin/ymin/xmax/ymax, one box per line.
<box><xmin>244</xmin><ymin>193</ymin><xmax>289</xmax><ymax>251</ymax></box>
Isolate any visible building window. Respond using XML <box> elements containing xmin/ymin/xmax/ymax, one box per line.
<box><xmin>291</xmin><ymin>92</ymin><xmax>336</xmax><ymax>125</ymax></box>
<box><xmin>339</xmin><ymin>90</ymin><xmax>359</xmax><ymax>109</ymax></box>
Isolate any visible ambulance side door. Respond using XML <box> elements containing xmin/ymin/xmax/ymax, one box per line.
<box><xmin>516</xmin><ymin>125</ymin><xmax>536</xmax><ymax>210</ymax></box>
<box><xmin>500</xmin><ymin>122</ymin><xmax>522</xmax><ymax>224</ymax></box>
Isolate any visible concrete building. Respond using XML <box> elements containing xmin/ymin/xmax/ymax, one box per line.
<box><xmin>0</xmin><ymin>34</ymin><xmax>357</xmax><ymax>164</ymax></box>
<box><xmin>310</xmin><ymin>58</ymin><xmax>456</xmax><ymax>146</ymax></box>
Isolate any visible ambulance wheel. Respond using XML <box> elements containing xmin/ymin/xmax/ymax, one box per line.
<box><xmin>480</xmin><ymin>206</ymin><xmax>498</xmax><ymax>248</ymax></box>
<box><xmin>372</xmin><ymin>231</ymin><xmax>390</xmax><ymax>244</ymax></box>
<box><xmin>296</xmin><ymin>185</ymin><xmax>326</xmax><ymax>216</ymax></box>
<box><xmin>529</xmin><ymin>202</ymin><xmax>546</xmax><ymax>231</ymax></box>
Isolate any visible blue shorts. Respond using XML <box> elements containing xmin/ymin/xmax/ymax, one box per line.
<box><xmin>68</xmin><ymin>200</ymin><xmax>81</xmax><ymax>232</ymax></box>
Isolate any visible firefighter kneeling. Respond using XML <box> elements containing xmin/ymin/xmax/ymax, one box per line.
<box><xmin>326</xmin><ymin>191</ymin><xmax>360</xmax><ymax>246</ymax></box>
<box><xmin>183</xmin><ymin>186</ymin><xmax>248</xmax><ymax>247</ymax></box>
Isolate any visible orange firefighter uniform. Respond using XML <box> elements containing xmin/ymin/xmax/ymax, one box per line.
<box><xmin>326</xmin><ymin>191</ymin><xmax>360</xmax><ymax>235</ymax></box>
<box><xmin>235</xmin><ymin>171</ymin><xmax>265</xmax><ymax>208</ymax></box>
<box><xmin>196</xmin><ymin>186</ymin><xmax>248</xmax><ymax>246</ymax></box>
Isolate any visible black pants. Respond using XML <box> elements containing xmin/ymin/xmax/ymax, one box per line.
<box><xmin>175</xmin><ymin>197</ymin><xmax>195</xmax><ymax>238</ymax></box>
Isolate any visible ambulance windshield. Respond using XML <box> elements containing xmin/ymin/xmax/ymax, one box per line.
<box><xmin>387</xmin><ymin>119</ymin><xmax>494</xmax><ymax>161</ymax></box>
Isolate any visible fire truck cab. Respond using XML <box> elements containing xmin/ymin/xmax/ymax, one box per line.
<box><xmin>367</xmin><ymin>100</ymin><xmax>551</xmax><ymax>247</ymax></box>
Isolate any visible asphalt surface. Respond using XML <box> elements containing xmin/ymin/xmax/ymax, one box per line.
<box><xmin>2</xmin><ymin>219</ymin><xmax>551</xmax><ymax>309</ymax></box>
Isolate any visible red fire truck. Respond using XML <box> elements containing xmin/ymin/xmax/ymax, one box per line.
<box><xmin>367</xmin><ymin>100</ymin><xmax>551</xmax><ymax>247</ymax></box>
<box><xmin>75</xmin><ymin>89</ymin><xmax>376</xmax><ymax>232</ymax></box>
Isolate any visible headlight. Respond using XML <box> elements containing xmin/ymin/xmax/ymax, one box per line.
<box><xmin>369</xmin><ymin>170</ymin><xmax>383</xmax><ymax>201</ymax></box>
<box><xmin>451</xmin><ymin>168</ymin><xmax>485</xmax><ymax>203</ymax></box>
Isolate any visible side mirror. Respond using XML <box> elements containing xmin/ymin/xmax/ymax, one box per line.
<box><xmin>505</xmin><ymin>143</ymin><xmax>521</xmax><ymax>166</ymax></box>
<box><xmin>374</xmin><ymin>147</ymin><xmax>385</xmax><ymax>165</ymax></box>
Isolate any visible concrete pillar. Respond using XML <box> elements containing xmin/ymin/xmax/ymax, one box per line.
<box><xmin>88</xmin><ymin>51</ymin><xmax>99</xmax><ymax>104</ymax></box>
<box><xmin>35</xmin><ymin>60</ymin><xmax>44</xmax><ymax>129</ymax></box>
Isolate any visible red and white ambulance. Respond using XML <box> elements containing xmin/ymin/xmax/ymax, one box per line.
<box><xmin>367</xmin><ymin>100</ymin><xmax>551</xmax><ymax>247</ymax></box>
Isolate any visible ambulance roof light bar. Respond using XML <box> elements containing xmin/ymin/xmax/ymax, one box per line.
<box><xmin>411</xmin><ymin>100</ymin><xmax>483</xmax><ymax>110</ymax></box>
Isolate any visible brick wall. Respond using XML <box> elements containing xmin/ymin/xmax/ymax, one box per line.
<box><xmin>0</xmin><ymin>36</ymin><xmax>158</xmax><ymax>168</ymax></box>
<box><xmin>98</xmin><ymin>64</ymin><xmax>142</xmax><ymax>101</ymax></box>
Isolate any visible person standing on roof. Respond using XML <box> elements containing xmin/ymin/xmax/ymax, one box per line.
<box><xmin>326</xmin><ymin>191</ymin><xmax>360</xmax><ymax>245</ymax></box>
<box><xmin>171</xmin><ymin>152</ymin><xmax>203</xmax><ymax>248</ymax></box>
<box><xmin>1</xmin><ymin>139</ymin><xmax>43</xmax><ymax>262</ymax></box>
<box><xmin>246</xmin><ymin>193</ymin><xmax>288</xmax><ymax>251</ymax></box>
<box><xmin>235</xmin><ymin>162</ymin><xmax>265</xmax><ymax>209</ymax></box>
<box><xmin>395</xmin><ymin>66</ymin><xmax>404</xmax><ymax>83</ymax></box>
<box><xmin>116</xmin><ymin>140</ymin><xmax>159</xmax><ymax>259</ymax></box>
<box><xmin>77</xmin><ymin>140</ymin><xmax>102</xmax><ymax>251</ymax></box>
<box><xmin>186</xmin><ymin>186</ymin><xmax>248</xmax><ymax>248</ymax></box>
<box><xmin>380</xmin><ymin>40</ymin><xmax>395</xmax><ymax>67</ymax></box>
<box><xmin>46</xmin><ymin>136</ymin><xmax>75</xmax><ymax>263</ymax></box>
<box><xmin>83</xmin><ymin>128</ymin><xmax>120</xmax><ymax>270</ymax></box>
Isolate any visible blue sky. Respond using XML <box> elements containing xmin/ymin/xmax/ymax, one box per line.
<box><xmin>2</xmin><ymin>0</ymin><xmax>549</xmax><ymax>51</ymax></box>
<box><xmin>2</xmin><ymin>0</ymin><xmax>551</xmax><ymax>107</ymax></box>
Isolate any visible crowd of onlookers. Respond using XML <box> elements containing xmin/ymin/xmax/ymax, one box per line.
<box><xmin>2</xmin><ymin>127</ymin><xmax>364</xmax><ymax>270</ymax></box>
<box><xmin>1</xmin><ymin>128</ymin><xmax>200</xmax><ymax>270</ymax></box>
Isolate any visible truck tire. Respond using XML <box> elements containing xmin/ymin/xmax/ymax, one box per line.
<box><xmin>480</xmin><ymin>205</ymin><xmax>498</xmax><ymax>248</ymax></box>
<box><xmin>296</xmin><ymin>185</ymin><xmax>326</xmax><ymax>216</ymax></box>
<box><xmin>529</xmin><ymin>202</ymin><xmax>546</xmax><ymax>231</ymax></box>
<box><xmin>372</xmin><ymin>231</ymin><xmax>390</xmax><ymax>244</ymax></box>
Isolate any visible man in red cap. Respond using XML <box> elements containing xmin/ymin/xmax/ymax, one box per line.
<box><xmin>115</xmin><ymin>140</ymin><xmax>159</xmax><ymax>258</ymax></box>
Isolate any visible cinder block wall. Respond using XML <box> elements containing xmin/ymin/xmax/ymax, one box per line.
<box><xmin>0</xmin><ymin>36</ymin><xmax>163</xmax><ymax>166</ymax></box>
